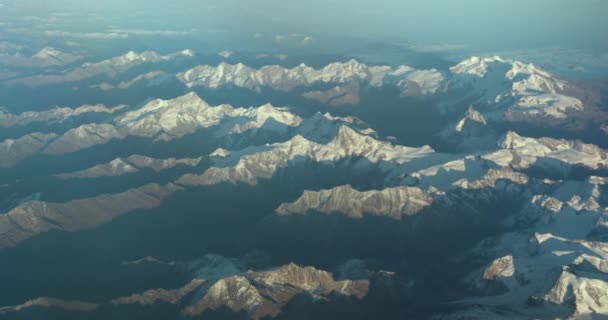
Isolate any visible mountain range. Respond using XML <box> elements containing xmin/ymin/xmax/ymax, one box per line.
<box><xmin>1</xmin><ymin>52</ymin><xmax>607</xmax><ymax>320</ymax></box>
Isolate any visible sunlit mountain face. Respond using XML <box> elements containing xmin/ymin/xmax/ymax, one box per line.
<box><xmin>1</xmin><ymin>1</ymin><xmax>608</xmax><ymax>319</ymax></box>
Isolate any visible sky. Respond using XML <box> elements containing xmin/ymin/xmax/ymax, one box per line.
<box><xmin>4</xmin><ymin>0</ymin><xmax>606</xmax><ymax>51</ymax></box>
<box><xmin>1</xmin><ymin>0</ymin><xmax>607</xmax><ymax>76</ymax></box>
<box><xmin>221</xmin><ymin>0</ymin><xmax>608</xmax><ymax>51</ymax></box>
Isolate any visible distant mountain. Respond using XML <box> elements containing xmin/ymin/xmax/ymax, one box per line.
<box><xmin>0</xmin><ymin>47</ymin><xmax>83</xmax><ymax>68</ymax></box>
<box><xmin>177</xmin><ymin>59</ymin><xmax>444</xmax><ymax>105</ymax></box>
<box><xmin>5</xmin><ymin>49</ymin><xmax>194</xmax><ymax>87</ymax></box>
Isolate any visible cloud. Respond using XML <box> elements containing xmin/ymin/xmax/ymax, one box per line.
<box><xmin>478</xmin><ymin>47</ymin><xmax>608</xmax><ymax>77</ymax></box>
<box><xmin>272</xmin><ymin>34</ymin><xmax>313</xmax><ymax>46</ymax></box>
<box><xmin>0</xmin><ymin>71</ymin><xmax>18</xmax><ymax>81</ymax></box>
<box><xmin>0</xmin><ymin>41</ymin><xmax>25</xmax><ymax>52</ymax></box>
<box><xmin>217</xmin><ymin>50</ymin><xmax>233</xmax><ymax>58</ymax></box>
<box><xmin>64</xmin><ymin>41</ymin><xmax>81</xmax><ymax>47</ymax></box>
<box><xmin>255</xmin><ymin>53</ymin><xmax>288</xmax><ymax>61</ymax></box>
<box><xmin>21</xmin><ymin>15</ymin><xmax>59</xmax><ymax>23</ymax></box>
<box><xmin>299</xmin><ymin>36</ymin><xmax>313</xmax><ymax>46</ymax></box>
<box><xmin>106</xmin><ymin>28</ymin><xmax>195</xmax><ymax>36</ymax></box>
<box><xmin>51</xmin><ymin>12</ymin><xmax>75</xmax><ymax>17</ymax></box>
<box><xmin>43</xmin><ymin>30</ymin><xmax>129</xmax><ymax>40</ymax></box>
<box><xmin>400</xmin><ymin>43</ymin><xmax>468</xmax><ymax>53</ymax></box>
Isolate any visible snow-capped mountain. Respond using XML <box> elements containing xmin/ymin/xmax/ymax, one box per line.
<box><xmin>0</xmin><ymin>92</ymin><xmax>304</xmax><ymax>165</ymax></box>
<box><xmin>0</xmin><ymin>104</ymin><xmax>125</xmax><ymax>129</ymax></box>
<box><xmin>1</xmin><ymin>45</ymin><xmax>607</xmax><ymax>320</ymax></box>
<box><xmin>455</xmin><ymin>106</ymin><xmax>488</xmax><ymax>133</ymax></box>
<box><xmin>276</xmin><ymin>185</ymin><xmax>436</xmax><ymax>219</ymax></box>
<box><xmin>438</xmin><ymin>105</ymin><xmax>496</xmax><ymax>151</ymax></box>
<box><xmin>499</xmin><ymin>130</ymin><xmax>608</xmax><ymax>171</ymax></box>
<box><xmin>295</xmin><ymin>111</ymin><xmax>378</xmax><ymax>143</ymax></box>
<box><xmin>0</xmin><ymin>47</ymin><xmax>83</xmax><ymax>68</ymax></box>
<box><xmin>177</xmin><ymin>59</ymin><xmax>444</xmax><ymax>103</ymax></box>
<box><xmin>447</xmin><ymin>56</ymin><xmax>587</xmax><ymax>122</ymax></box>
<box><xmin>445</xmin><ymin>182</ymin><xmax>608</xmax><ymax>318</ymax></box>
<box><xmin>6</xmin><ymin>49</ymin><xmax>194</xmax><ymax>87</ymax></box>
<box><xmin>112</xmin><ymin>92</ymin><xmax>302</xmax><ymax>140</ymax></box>
<box><xmin>0</xmin><ymin>132</ymin><xmax>58</xmax><ymax>168</ymax></box>
<box><xmin>177</xmin><ymin>125</ymin><xmax>436</xmax><ymax>186</ymax></box>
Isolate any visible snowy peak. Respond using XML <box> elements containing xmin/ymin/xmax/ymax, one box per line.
<box><xmin>445</xmin><ymin>55</ymin><xmax>592</xmax><ymax>125</ymax></box>
<box><xmin>512</xmin><ymin>94</ymin><xmax>583</xmax><ymax>119</ymax></box>
<box><xmin>544</xmin><ymin>270</ymin><xmax>608</xmax><ymax>316</ymax></box>
<box><xmin>296</xmin><ymin>111</ymin><xmax>377</xmax><ymax>143</ymax></box>
<box><xmin>499</xmin><ymin>131</ymin><xmax>608</xmax><ymax>170</ymax></box>
<box><xmin>451</xmin><ymin>55</ymin><xmax>569</xmax><ymax>95</ymax></box>
<box><xmin>455</xmin><ymin>106</ymin><xmax>487</xmax><ymax>132</ymax></box>
<box><xmin>177</xmin><ymin>60</ymin><xmax>444</xmax><ymax>97</ymax></box>
<box><xmin>330</xmin><ymin>125</ymin><xmax>435</xmax><ymax>164</ymax></box>
<box><xmin>0</xmin><ymin>47</ymin><xmax>83</xmax><ymax>68</ymax></box>
<box><xmin>317</xmin><ymin>59</ymin><xmax>370</xmax><ymax>82</ymax></box>
<box><xmin>113</xmin><ymin>92</ymin><xmax>301</xmax><ymax>140</ymax></box>
<box><xmin>333</xmin><ymin>124</ymin><xmax>373</xmax><ymax>146</ymax></box>
<box><xmin>245</xmin><ymin>102</ymin><xmax>302</xmax><ymax>128</ymax></box>
<box><xmin>177</xmin><ymin>124</ymin><xmax>436</xmax><ymax>186</ymax></box>
<box><xmin>0</xmin><ymin>103</ymin><xmax>124</xmax><ymax>129</ymax></box>
<box><xmin>499</xmin><ymin>131</ymin><xmax>525</xmax><ymax>149</ymax></box>
<box><xmin>115</xmin><ymin>92</ymin><xmax>208</xmax><ymax>125</ymax></box>
<box><xmin>1</xmin><ymin>93</ymin><xmax>305</xmax><ymax>166</ymax></box>
<box><xmin>438</xmin><ymin>105</ymin><xmax>497</xmax><ymax>152</ymax></box>
<box><xmin>0</xmin><ymin>132</ymin><xmax>58</xmax><ymax>168</ymax></box>
<box><xmin>80</xmin><ymin>49</ymin><xmax>193</xmax><ymax>71</ymax></box>
<box><xmin>449</xmin><ymin>55</ymin><xmax>507</xmax><ymax>77</ymax></box>
<box><xmin>7</xmin><ymin>49</ymin><xmax>193</xmax><ymax>87</ymax></box>
<box><xmin>33</xmin><ymin>47</ymin><xmax>60</xmax><ymax>58</ymax></box>
<box><xmin>95</xmin><ymin>50</ymin><xmax>192</xmax><ymax>66</ymax></box>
